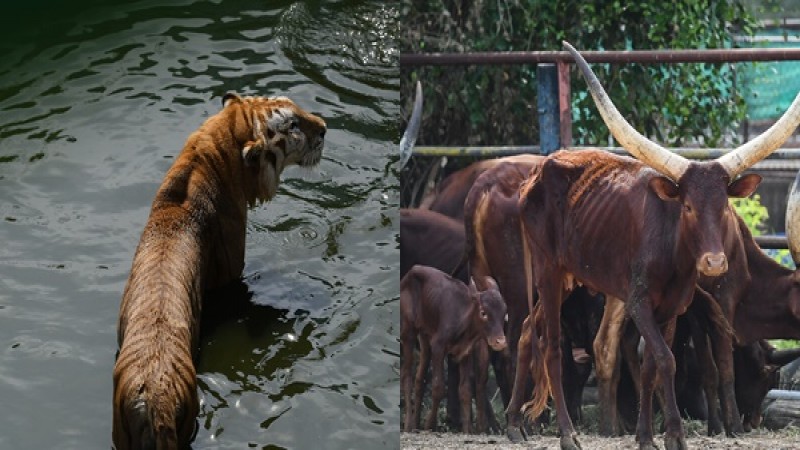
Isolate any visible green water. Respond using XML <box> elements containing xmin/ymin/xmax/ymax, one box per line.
<box><xmin>0</xmin><ymin>1</ymin><xmax>399</xmax><ymax>448</ymax></box>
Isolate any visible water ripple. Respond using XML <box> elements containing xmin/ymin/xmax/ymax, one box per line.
<box><xmin>0</xmin><ymin>2</ymin><xmax>398</xmax><ymax>449</ymax></box>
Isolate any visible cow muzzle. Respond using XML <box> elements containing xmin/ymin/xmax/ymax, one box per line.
<box><xmin>488</xmin><ymin>335</ymin><xmax>507</xmax><ymax>351</ymax></box>
<box><xmin>698</xmin><ymin>252</ymin><xmax>728</xmax><ymax>277</ymax></box>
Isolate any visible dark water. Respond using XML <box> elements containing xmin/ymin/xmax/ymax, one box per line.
<box><xmin>0</xmin><ymin>2</ymin><xmax>398</xmax><ymax>449</ymax></box>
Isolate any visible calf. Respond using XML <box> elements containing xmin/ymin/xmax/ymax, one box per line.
<box><xmin>400</xmin><ymin>265</ymin><xmax>507</xmax><ymax>433</ymax></box>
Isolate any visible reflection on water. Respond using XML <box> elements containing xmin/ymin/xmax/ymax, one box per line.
<box><xmin>0</xmin><ymin>1</ymin><xmax>398</xmax><ymax>449</ymax></box>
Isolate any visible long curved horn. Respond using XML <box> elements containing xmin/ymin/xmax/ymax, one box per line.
<box><xmin>718</xmin><ymin>92</ymin><xmax>800</xmax><ymax>178</ymax></box>
<box><xmin>399</xmin><ymin>81</ymin><xmax>423</xmax><ymax>168</ymax></box>
<box><xmin>563</xmin><ymin>41</ymin><xmax>689</xmax><ymax>181</ymax></box>
<box><xmin>786</xmin><ymin>169</ymin><xmax>800</xmax><ymax>266</ymax></box>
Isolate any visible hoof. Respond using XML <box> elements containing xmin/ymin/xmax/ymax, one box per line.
<box><xmin>707</xmin><ymin>421</ymin><xmax>723</xmax><ymax>436</ymax></box>
<box><xmin>560</xmin><ymin>433</ymin><xmax>582</xmax><ymax>450</ymax></box>
<box><xmin>507</xmin><ymin>426</ymin><xmax>526</xmax><ymax>443</ymax></box>
<box><xmin>725</xmin><ymin>424</ymin><xmax>744</xmax><ymax>437</ymax></box>
<box><xmin>638</xmin><ymin>442</ymin><xmax>658</xmax><ymax>450</ymax></box>
<box><xmin>664</xmin><ymin>435</ymin><xmax>688</xmax><ymax>450</ymax></box>
<box><xmin>597</xmin><ymin>423</ymin><xmax>617</xmax><ymax>437</ymax></box>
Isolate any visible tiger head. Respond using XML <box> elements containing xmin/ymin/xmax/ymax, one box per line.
<box><xmin>222</xmin><ymin>92</ymin><xmax>326</xmax><ymax>205</ymax></box>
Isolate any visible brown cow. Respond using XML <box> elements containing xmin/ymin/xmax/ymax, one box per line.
<box><xmin>399</xmin><ymin>207</ymin><xmax>470</xmax><ymax>430</ymax></box>
<box><xmin>610</xmin><ymin>313</ymin><xmax>800</xmax><ymax>435</ymax></box>
<box><xmin>516</xmin><ymin>41</ymin><xmax>800</xmax><ymax>450</ymax></box>
<box><xmin>400</xmin><ymin>208</ymin><xmax>467</xmax><ymax>282</ymax></box>
<box><xmin>604</xmin><ymin>291</ymin><xmax>739</xmax><ymax>436</ymax></box>
<box><xmin>420</xmin><ymin>154</ymin><xmax>542</xmax><ymax>220</ymax></box>
<box><xmin>735</xmin><ymin>341</ymin><xmax>800</xmax><ymax>431</ymax></box>
<box><xmin>463</xmin><ymin>158</ymin><xmax>543</xmax><ymax>404</ymax></box>
<box><xmin>506</xmin><ymin>287</ymin><xmax>605</xmax><ymax>442</ymax></box>
<box><xmin>731</xmin><ymin>171</ymin><xmax>800</xmax><ymax>343</ymax></box>
<box><xmin>400</xmin><ymin>265</ymin><xmax>508</xmax><ymax>433</ymax></box>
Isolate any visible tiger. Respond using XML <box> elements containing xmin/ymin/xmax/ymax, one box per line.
<box><xmin>112</xmin><ymin>93</ymin><xmax>326</xmax><ymax>449</ymax></box>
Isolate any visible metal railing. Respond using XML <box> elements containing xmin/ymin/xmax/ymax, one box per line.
<box><xmin>403</xmin><ymin>48</ymin><xmax>800</xmax><ymax>249</ymax></box>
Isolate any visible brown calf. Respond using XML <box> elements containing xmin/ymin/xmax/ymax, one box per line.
<box><xmin>400</xmin><ymin>265</ymin><xmax>507</xmax><ymax>433</ymax></box>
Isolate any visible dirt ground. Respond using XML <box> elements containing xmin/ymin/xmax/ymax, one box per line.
<box><xmin>400</xmin><ymin>428</ymin><xmax>800</xmax><ymax>449</ymax></box>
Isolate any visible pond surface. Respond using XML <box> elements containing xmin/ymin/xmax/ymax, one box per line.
<box><xmin>0</xmin><ymin>1</ymin><xmax>398</xmax><ymax>449</ymax></box>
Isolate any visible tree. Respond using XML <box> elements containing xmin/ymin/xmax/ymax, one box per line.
<box><xmin>401</xmin><ymin>0</ymin><xmax>758</xmax><ymax>147</ymax></box>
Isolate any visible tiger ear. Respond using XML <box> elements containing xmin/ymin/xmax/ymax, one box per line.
<box><xmin>242</xmin><ymin>139</ymin><xmax>265</xmax><ymax>167</ymax></box>
<box><xmin>222</xmin><ymin>92</ymin><xmax>242</xmax><ymax>108</ymax></box>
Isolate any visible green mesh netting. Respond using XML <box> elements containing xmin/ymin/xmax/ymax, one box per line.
<box><xmin>739</xmin><ymin>29</ymin><xmax>800</xmax><ymax>121</ymax></box>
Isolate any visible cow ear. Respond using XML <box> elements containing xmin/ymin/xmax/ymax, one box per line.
<box><xmin>649</xmin><ymin>176</ymin><xmax>679</xmax><ymax>201</ymax></box>
<box><xmin>223</xmin><ymin>92</ymin><xmax>242</xmax><ymax>108</ymax></box>
<box><xmin>728</xmin><ymin>174</ymin><xmax>762</xmax><ymax>198</ymax></box>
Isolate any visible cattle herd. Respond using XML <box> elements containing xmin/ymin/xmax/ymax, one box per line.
<box><xmin>400</xmin><ymin>42</ymin><xmax>800</xmax><ymax>450</ymax></box>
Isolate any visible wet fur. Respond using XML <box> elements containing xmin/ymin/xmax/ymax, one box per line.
<box><xmin>112</xmin><ymin>93</ymin><xmax>325</xmax><ymax>449</ymax></box>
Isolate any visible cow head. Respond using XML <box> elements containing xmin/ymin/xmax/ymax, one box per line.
<box><xmin>469</xmin><ymin>276</ymin><xmax>507</xmax><ymax>351</ymax></box>
<box><xmin>735</xmin><ymin>341</ymin><xmax>800</xmax><ymax>431</ymax></box>
<box><xmin>564</xmin><ymin>41</ymin><xmax>800</xmax><ymax>277</ymax></box>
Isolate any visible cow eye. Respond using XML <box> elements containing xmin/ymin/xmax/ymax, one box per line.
<box><xmin>684</xmin><ymin>203</ymin><xmax>692</xmax><ymax>213</ymax></box>
<box><xmin>480</xmin><ymin>310</ymin><xmax>488</xmax><ymax>320</ymax></box>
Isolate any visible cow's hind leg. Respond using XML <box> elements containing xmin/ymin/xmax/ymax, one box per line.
<box><xmin>412</xmin><ymin>337</ymin><xmax>430</xmax><ymax>430</ymax></box>
<box><xmin>401</xmin><ymin>326</ymin><xmax>416</xmax><ymax>432</ymax></box>
<box><xmin>593</xmin><ymin>296</ymin><xmax>625</xmax><ymax>436</ymax></box>
<box><xmin>506</xmin><ymin>317</ymin><xmax>532</xmax><ymax>442</ymax></box>
<box><xmin>424</xmin><ymin>343</ymin><xmax>447</xmax><ymax>431</ymax></box>
<box><xmin>538</xmin><ymin>275</ymin><xmax>581</xmax><ymax>450</ymax></box>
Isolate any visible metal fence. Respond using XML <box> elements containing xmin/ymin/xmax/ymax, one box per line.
<box><xmin>402</xmin><ymin>47</ymin><xmax>800</xmax><ymax>249</ymax></box>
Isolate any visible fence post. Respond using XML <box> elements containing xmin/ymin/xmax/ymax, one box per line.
<box><xmin>538</xmin><ymin>63</ymin><xmax>560</xmax><ymax>154</ymax></box>
<box><xmin>557</xmin><ymin>61</ymin><xmax>572</xmax><ymax>148</ymax></box>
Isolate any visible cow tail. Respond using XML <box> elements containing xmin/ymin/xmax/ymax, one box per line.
<box><xmin>694</xmin><ymin>288</ymin><xmax>735</xmax><ymax>343</ymax></box>
<box><xmin>448</xmin><ymin>251</ymin><xmax>469</xmax><ymax>282</ymax></box>
<box><xmin>459</xmin><ymin>185</ymin><xmax>484</xmax><ymax>283</ymax></box>
<box><xmin>519</xmin><ymin>219</ymin><xmax>550</xmax><ymax>422</ymax></box>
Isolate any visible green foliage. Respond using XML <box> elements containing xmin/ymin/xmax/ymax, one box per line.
<box><xmin>730</xmin><ymin>195</ymin><xmax>793</xmax><ymax>267</ymax></box>
<box><xmin>772</xmin><ymin>339</ymin><xmax>800</xmax><ymax>350</ymax></box>
<box><xmin>730</xmin><ymin>195</ymin><xmax>769</xmax><ymax>236</ymax></box>
<box><xmin>401</xmin><ymin>0</ymin><xmax>758</xmax><ymax>147</ymax></box>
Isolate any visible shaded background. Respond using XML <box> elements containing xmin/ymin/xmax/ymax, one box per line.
<box><xmin>0</xmin><ymin>1</ymin><xmax>399</xmax><ymax>449</ymax></box>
